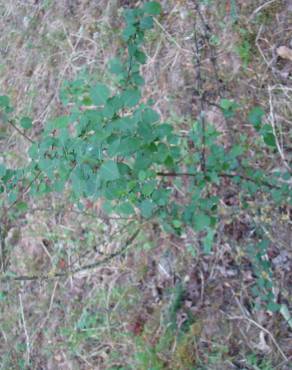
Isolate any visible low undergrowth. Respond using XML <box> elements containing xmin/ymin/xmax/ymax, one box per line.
<box><xmin>0</xmin><ymin>1</ymin><xmax>291</xmax><ymax>369</ymax></box>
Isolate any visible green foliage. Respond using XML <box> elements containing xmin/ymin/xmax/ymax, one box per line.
<box><xmin>0</xmin><ymin>1</ymin><xmax>291</xmax><ymax>316</ymax></box>
<box><xmin>248</xmin><ymin>239</ymin><xmax>280</xmax><ymax>312</ymax></box>
<box><xmin>220</xmin><ymin>98</ymin><xmax>239</xmax><ymax>118</ymax></box>
<box><xmin>236</xmin><ymin>39</ymin><xmax>251</xmax><ymax>67</ymax></box>
<box><xmin>248</xmin><ymin>106</ymin><xmax>276</xmax><ymax>147</ymax></box>
<box><xmin>0</xmin><ymin>95</ymin><xmax>10</xmax><ymax>110</ymax></box>
<box><xmin>235</xmin><ymin>27</ymin><xmax>255</xmax><ymax>68</ymax></box>
<box><xmin>143</xmin><ymin>2</ymin><xmax>162</xmax><ymax>15</ymax></box>
<box><xmin>248</xmin><ymin>106</ymin><xmax>265</xmax><ymax>129</ymax></box>
<box><xmin>246</xmin><ymin>353</ymin><xmax>273</xmax><ymax>370</ymax></box>
<box><xmin>20</xmin><ymin>116</ymin><xmax>33</xmax><ymax>129</ymax></box>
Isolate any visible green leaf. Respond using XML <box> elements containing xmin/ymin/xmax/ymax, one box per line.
<box><xmin>267</xmin><ymin>302</ymin><xmax>280</xmax><ymax>313</ymax></box>
<box><xmin>0</xmin><ymin>163</ymin><xmax>6</xmax><ymax>177</ymax></box>
<box><xmin>140</xmin><ymin>16</ymin><xmax>154</xmax><ymax>30</ymax></box>
<box><xmin>121</xmin><ymin>89</ymin><xmax>141</xmax><ymax>108</ymax></box>
<box><xmin>0</xmin><ymin>95</ymin><xmax>10</xmax><ymax>109</ymax></box>
<box><xmin>20</xmin><ymin>117</ymin><xmax>33</xmax><ymax>129</ymax></box>
<box><xmin>52</xmin><ymin>179</ymin><xmax>66</xmax><ymax>193</ymax></box>
<box><xmin>156</xmin><ymin>143</ymin><xmax>169</xmax><ymax>162</ymax></box>
<box><xmin>123</xmin><ymin>9</ymin><xmax>137</xmax><ymax>25</ymax></box>
<box><xmin>118</xmin><ymin>137</ymin><xmax>141</xmax><ymax>155</ymax></box>
<box><xmin>102</xmin><ymin>201</ymin><xmax>114</xmax><ymax>214</ymax></box>
<box><xmin>263</xmin><ymin>132</ymin><xmax>276</xmax><ymax>147</ymax></box>
<box><xmin>248</xmin><ymin>106</ymin><xmax>265</xmax><ymax>130</ymax></box>
<box><xmin>220</xmin><ymin>99</ymin><xmax>239</xmax><ymax>118</ymax></box>
<box><xmin>107</xmin><ymin>95</ymin><xmax>123</xmax><ymax>112</ymax></box>
<box><xmin>142</xmin><ymin>108</ymin><xmax>160</xmax><ymax>124</ymax></box>
<box><xmin>122</xmin><ymin>24</ymin><xmax>137</xmax><ymax>41</ymax></box>
<box><xmin>138</xmin><ymin>170</ymin><xmax>146</xmax><ymax>181</ymax></box>
<box><xmin>140</xmin><ymin>199</ymin><xmax>155</xmax><ymax>218</ymax></box>
<box><xmin>155</xmin><ymin>124</ymin><xmax>173</xmax><ymax>139</ymax></box>
<box><xmin>131</xmin><ymin>72</ymin><xmax>145</xmax><ymax>86</ymax></box>
<box><xmin>143</xmin><ymin>2</ymin><xmax>162</xmax><ymax>15</ymax></box>
<box><xmin>90</xmin><ymin>83</ymin><xmax>110</xmax><ymax>105</ymax></box>
<box><xmin>229</xmin><ymin>144</ymin><xmax>244</xmax><ymax>158</ymax></box>
<box><xmin>110</xmin><ymin>117</ymin><xmax>135</xmax><ymax>132</ymax></box>
<box><xmin>220</xmin><ymin>99</ymin><xmax>235</xmax><ymax>110</ymax></box>
<box><xmin>46</xmin><ymin>116</ymin><xmax>69</xmax><ymax>131</ymax></box>
<box><xmin>135</xmin><ymin>50</ymin><xmax>147</xmax><ymax>64</ymax></box>
<box><xmin>8</xmin><ymin>190</ymin><xmax>18</xmax><ymax>204</ymax></box>
<box><xmin>70</xmin><ymin>167</ymin><xmax>85</xmax><ymax>196</ymax></box>
<box><xmin>194</xmin><ymin>213</ymin><xmax>211</xmax><ymax>231</ymax></box>
<box><xmin>104</xmin><ymin>179</ymin><xmax>128</xmax><ymax>199</ymax></box>
<box><xmin>0</xmin><ymin>291</ymin><xmax>7</xmax><ymax>301</ymax></box>
<box><xmin>202</xmin><ymin>229</ymin><xmax>215</xmax><ymax>253</ymax></box>
<box><xmin>15</xmin><ymin>201</ymin><xmax>28</xmax><ymax>212</ymax></box>
<box><xmin>141</xmin><ymin>180</ymin><xmax>156</xmax><ymax>196</ymax></box>
<box><xmin>117</xmin><ymin>202</ymin><xmax>135</xmax><ymax>215</ymax></box>
<box><xmin>172</xmin><ymin>220</ymin><xmax>182</xmax><ymax>228</ymax></box>
<box><xmin>28</xmin><ymin>143</ymin><xmax>38</xmax><ymax>159</ymax></box>
<box><xmin>99</xmin><ymin>161</ymin><xmax>120</xmax><ymax>181</ymax></box>
<box><xmin>109</xmin><ymin>58</ymin><xmax>125</xmax><ymax>75</ymax></box>
<box><xmin>280</xmin><ymin>304</ymin><xmax>292</xmax><ymax>328</ymax></box>
<box><xmin>152</xmin><ymin>188</ymin><xmax>170</xmax><ymax>206</ymax></box>
<box><xmin>107</xmin><ymin>138</ymin><xmax>120</xmax><ymax>157</ymax></box>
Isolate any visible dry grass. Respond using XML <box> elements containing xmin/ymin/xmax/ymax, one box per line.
<box><xmin>0</xmin><ymin>0</ymin><xmax>291</xmax><ymax>369</ymax></box>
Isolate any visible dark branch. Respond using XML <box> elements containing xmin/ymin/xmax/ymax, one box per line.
<box><xmin>0</xmin><ymin>228</ymin><xmax>140</xmax><ymax>282</ymax></box>
<box><xmin>8</xmin><ymin>120</ymin><xmax>35</xmax><ymax>144</ymax></box>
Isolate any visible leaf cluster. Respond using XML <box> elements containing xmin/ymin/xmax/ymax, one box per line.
<box><xmin>0</xmin><ymin>1</ymin><xmax>291</xmax><ymax>261</ymax></box>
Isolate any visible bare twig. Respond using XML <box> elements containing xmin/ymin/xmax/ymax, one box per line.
<box><xmin>153</xmin><ymin>18</ymin><xmax>192</xmax><ymax>54</ymax></box>
<box><xmin>194</xmin><ymin>3</ymin><xmax>224</xmax><ymax>95</ymax></box>
<box><xmin>0</xmin><ymin>223</ymin><xmax>7</xmax><ymax>273</ymax></box>
<box><xmin>0</xmin><ymin>228</ymin><xmax>140</xmax><ymax>282</ymax></box>
<box><xmin>227</xmin><ymin>315</ymin><xmax>288</xmax><ymax>361</ymax></box>
<box><xmin>19</xmin><ymin>293</ymin><xmax>31</xmax><ymax>365</ymax></box>
<box><xmin>274</xmin><ymin>356</ymin><xmax>292</xmax><ymax>369</ymax></box>
<box><xmin>6</xmin><ymin>170</ymin><xmax>42</xmax><ymax>212</ymax></box>
<box><xmin>193</xmin><ymin>25</ymin><xmax>206</xmax><ymax>172</ymax></box>
<box><xmin>8</xmin><ymin>120</ymin><xmax>35</xmax><ymax>144</ymax></box>
<box><xmin>268</xmin><ymin>85</ymin><xmax>292</xmax><ymax>174</ymax></box>
<box><xmin>156</xmin><ymin>171</ymin><xmax>282</xmax><ymax>190</ymax></box>
<box><xmin>248</xmin><ymin>0</ymin><xmax>279</xmax><ymax>22</ymax></box>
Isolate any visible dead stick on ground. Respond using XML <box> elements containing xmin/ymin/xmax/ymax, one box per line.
<box><xmin>19</xmin><ymin>293</ymin><xmax>31</xmax><ymax>365</ymax></box>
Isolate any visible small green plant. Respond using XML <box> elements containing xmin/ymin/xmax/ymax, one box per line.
<box><xmin>246</xmin><ymin>353</ymin><xmax>273</xmax><ymax>370</ymax></box>
<box><xmin>248</xmin><ymin>239</ymin><xmax>280</xmax><ymax>312</ymax></box>
<box><xmin>235</xmin><ymin>26</ymin><xmax>256</xmax><ymax>68</ymax></box>
<box><xmin>0</xmin><ymin>1</ymin><xmax>291</xmax><ymax>316</ymax></box>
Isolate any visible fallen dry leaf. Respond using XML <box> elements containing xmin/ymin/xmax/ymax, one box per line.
<box><xmin>277</xmin><ymin>46</ymin><xmax>292</xmax><ymax>62</ymax></box>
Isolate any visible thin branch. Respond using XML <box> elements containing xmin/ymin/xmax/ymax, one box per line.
<box><xmin>194</xmin><ymin>2</ymin><xmax>224</xmax><ymax>96</ymax></box>
<box><xmin>193</xmin><ymin>22</ymin><xmax>206</xmax><ymax>173</ymax></box>
<box><xmin>0</xmin><ymin>223</ymin><xmax>7</xmax><ymax>273</ymax></box>
<box><xmin>157</xmin><ymin>172</ymin><xmax>197</xmax><ymax>177</ymax></box>
<box><xmin>248</xmin><ymin>0</ymin><xmax>278</xmax><ymax>22</ymax></box>
<box><xmin>8</xmin><ymin>120</ymin><xmax>35</xmax><ymax>144</ymax></box>
<box><xmin>0</xmin><ymin>228</ymin><xmax>140</xmax><ymax>282</ymax></box>
<box><xmin>19</xmin><ymin>293</ymin><xmax>31</xmax><ymax>365</ymax></box>
<box><xmin>268</xmin><ymin>86</ymin><xmax>292</xmax><ymax>175</ymax></box>
<box><xmin>156</xmin><ymin>171</ymin><xmax>281</xmax><ymax>189</ymax></box>
<box><xmin>153</xmin><ymin>18</ymin><xmax>192</xmax><ymax>54</ymax></box>
<box><xmin>6</xmin><ymin>170</ymin><xmax>42</xmax><ymax>212</ymax></box>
